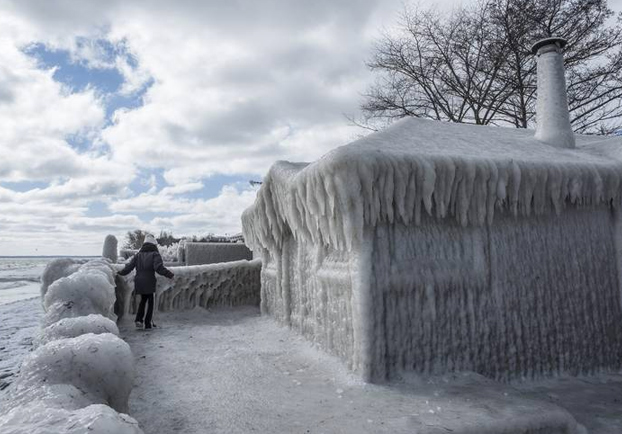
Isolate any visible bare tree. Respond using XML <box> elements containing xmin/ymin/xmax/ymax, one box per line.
<box><xmin>359</xmin><ymin>0</ymin><xmax>622</xmax><ymax>134</ymax></box>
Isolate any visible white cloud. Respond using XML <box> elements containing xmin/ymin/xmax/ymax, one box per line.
<box><xmin>0</xmin><ymin>0</ymin><xmax>478</xmax><ymax>254</ymax></box>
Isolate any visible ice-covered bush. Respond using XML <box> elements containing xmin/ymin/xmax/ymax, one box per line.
<box><xmin>39</xmin><ymin>314</ymin><xmax>119</xmax><ymax>345</ymax></box>
<box><xmin>158</xmin><ymin>241</ymin><xmax>180</xmax><ymax>262</ymax></box>
<box><xmin>16</xmin><ymin>333</ymin><xmax>134</xmax><ymax>413</ymax></box>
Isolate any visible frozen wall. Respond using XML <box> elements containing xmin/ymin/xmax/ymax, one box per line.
<box><xmin>185</xmin><ymin>242</ymin><xmax>252</xmax><ymax>266</ymax></box>
<box><xmin>260</xmin><ymin>238</ymin><xmax>358</xmax><ymax>366</ymax></box>
<box><xmin>365</xmin><ymin>208</ymin><xmax>622</xmax><ymax>381</ymax></box>
<box><xmin>115</xmin><ymin>259</ymin><xmax>261</xmax><ymax>316</ymax></box>
<box><xmin>0</xmin><ymin>258</ymin><xmax>143</xmax><ymax>434</ymax></box>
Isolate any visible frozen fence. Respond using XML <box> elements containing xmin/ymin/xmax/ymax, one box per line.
<box><xmin>0</xmin><ymin>258</ymin><xmax>143</xmax><ymax>434</ymax></box>
<box><xmin>115</xmin><ymin>259</ymin><xmax>261</xmax><ymax>317</ymax></box>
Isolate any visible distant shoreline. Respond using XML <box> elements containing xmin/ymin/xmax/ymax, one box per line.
<box><xmin>0</xmin><ymin>256</ymin><xmax>100</xmax><ymax>259</ymax></box>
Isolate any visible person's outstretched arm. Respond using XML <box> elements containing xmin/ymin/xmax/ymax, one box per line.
<box><xmin>153</xmin><ymin>252</ymin><xmax>174</xmax><ymax>279</ymax></box>
<box><xmin>118</xmin><ymin>254</ymin><xmax>137</xmax><ymax>276</ymax></box>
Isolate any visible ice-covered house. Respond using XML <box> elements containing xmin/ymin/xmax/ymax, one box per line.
<box><xmin>242</xmin><ymin>38</ymin><xmax>622</xmax><ymax>382</ymax></box>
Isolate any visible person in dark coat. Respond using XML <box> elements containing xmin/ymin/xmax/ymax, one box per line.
<box><xmin>118</xmin><ymin>234</ymin><xmax>174</xmax><ymax>329</ymax></box>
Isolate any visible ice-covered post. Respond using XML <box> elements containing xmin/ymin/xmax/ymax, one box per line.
<box><xmin>531</xmin><ymin>37</ymin><xmax>575</xmax><ymax>149</ymax></box>
<box><xmin>102</xmin><ymin>234</ymin><xmax>118</xmax><ymax>263</ymax></box>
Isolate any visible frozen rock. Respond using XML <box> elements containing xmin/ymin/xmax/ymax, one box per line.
<box><xmin>39</xmin><ymin>314</ymin><xmax>119</xmax><ymax>345</ymax></box>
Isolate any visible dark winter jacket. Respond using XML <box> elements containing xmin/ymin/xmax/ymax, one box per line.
<box><xmin>118</xmin><ymin>243</ymin><xmax>174</xmax><ymax>294</ymax></box>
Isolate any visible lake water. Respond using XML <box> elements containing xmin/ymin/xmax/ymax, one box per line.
<box><xmin>0</xmin><ymin>257</ymin><xmax>97</xmax><ymax>305</ymax></box>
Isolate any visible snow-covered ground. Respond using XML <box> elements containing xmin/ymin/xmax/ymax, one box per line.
<box><xmin>3</xmin><ymin>293</ymin><xmax>622</xmax><ymax>433</ymax></box>
<box><xmin>123</xmin><ymin>307</ymin><xmax>622</xmax><ymax>434</ymax></box>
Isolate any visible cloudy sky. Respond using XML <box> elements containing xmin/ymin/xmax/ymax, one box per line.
<box><xmin>1</xmin><ymin>0</ymin><xmax>621</xmax><ymax>256</ymax></box>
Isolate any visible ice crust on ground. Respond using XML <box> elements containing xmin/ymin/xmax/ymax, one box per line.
<box><xmin>124</xmin><ymin>307</ymin><xmax>596</xmax><ymax>434</ymax></box>
<box><xmin>39</xmin><ymin>314</ymin><xmax>119</xmax><ymax>345</ymax></box>
<box><xmin>242</xmin><ymin>118</ymin><xmax>622</xmax><ymax>253</ymax></box>
<box><xmin>115</xmin><ymin>259</ymin><xmax>260</xmax><ymax>315</ymax></box>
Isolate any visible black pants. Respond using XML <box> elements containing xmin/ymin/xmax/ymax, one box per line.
<box><xmin>135</xmin><ymin>294</ymin><xmax>154</xmax><ymax>326</ymax></box>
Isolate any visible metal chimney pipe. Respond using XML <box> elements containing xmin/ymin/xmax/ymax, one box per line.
<box><xmin>531</xmin><ymin>37</ymin><xmax>575</xmax><ymax>149</ymax></box>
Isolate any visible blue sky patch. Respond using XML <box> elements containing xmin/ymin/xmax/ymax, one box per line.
<box><xmin>184</xmin><ymin>174</ymin><xmax>258</xmax><ymax>200</ymax></box>
<box><xmin>25</xmin><ymin>42</ymin><xmax>124</xmax><ymax>94</ymax></box>
<box><xmin>85</xmin><ymin>200</ymin><xmax>109</xmax><ymax>217</ymax></box>
<box><xmin>0</xmin><ymin>180</ymin><xmax>50</xmax><ymax>192</ymax></box>
<box><xmin>24</xmin><ymin>40</ymin><xmax>153</xmax><ymax>125</ymax></box>
<box><xmin>129</xmin><ymin>168</ymin><xmax>167</xmax><ymax>195</ymax></box>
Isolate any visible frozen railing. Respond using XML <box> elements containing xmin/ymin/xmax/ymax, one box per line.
<box><xmin>114</xmin><ymin>259</ymin><xmax>261</xmax><ymax>318</ymax></box>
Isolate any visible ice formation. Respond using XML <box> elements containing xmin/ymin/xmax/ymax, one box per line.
<box><xmin>0</xmin><ymin>258</ymin><xmax>143</xmax><ymax>434</ymax></box>
<box><xmin>177</xmin><ymin>239</ymin><xmax>186</xmax><ymax>263</ymax></box>
<box><xmin>102</xmin><ymin>234</ymin><xmax>118</xmax><ymax>263</ymax></box>
<box><xmin>115</xmin><ymin>259</ymin><xmax>261</xmax><ymax>315</ymax></box>
<box><xmin>532</xmin><ymin>38</ymin><xmax>575</xmax><ymax>149</ymax></box>
<box><xmin>15</xmin><ymin>333</ymin><xmax>134</xmax><ymax>413</ymax></box>
<box><xmin>39</xmin><ymin>314</ymin><xmax>119</xmax><ymax>345</ymax></box>
<box><xmin>184</xmin><ymin>242</ymin><xmax>253</xmax><ymax>265</ymax></box>
<box><xmin>43</xmin><ymin>263</ymin><xmax>116</xmax><ymax>326</ymax></box>
<box><xmin>243</xmin><ymin>118</ymin><xmax>622</xmax><ymax>254</ymax></box>
<box><xmin>40</xmin><ymin>258</ymin><xmax>84</xmax><ymax>298</ymax></box>
<box><xmin>0</xmin><ymin>403</ymin><xmax>143</xmax><ymax>434</ymax></box>
<box><xmin>242</xmin><ymin>118</ymin><xmax>622</xmax><ymax>382</ymax></box>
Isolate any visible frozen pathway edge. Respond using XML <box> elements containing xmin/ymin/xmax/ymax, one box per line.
<box><xmin>123</xmin><ymin>306</ymin><xmax>620</xmax><ymax>434</ymax></box>
<box><xmin>0</xmin><ymin>258</ymin><xmax>143</xmax><ymax>434</ymax></box>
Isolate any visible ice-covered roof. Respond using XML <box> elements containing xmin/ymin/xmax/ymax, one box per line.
<box><xmin>242</xmin><ymin>118</ymin><xmax>622</xmax><ymax>252</ymax></box>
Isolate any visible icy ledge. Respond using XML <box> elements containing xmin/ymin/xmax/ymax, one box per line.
<box><xmin>0</xmin><ymin>258</ymin><xmax>143</xmax><ymax>434</ymax></box>
<box><xmin>243</xmin><ymin>118</ymin><xmax>622</xmax><ymax>252</ymax></box>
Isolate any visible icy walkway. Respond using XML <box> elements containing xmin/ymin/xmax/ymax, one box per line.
<box><xmin>122</xmin><ymin>307</ymin><xmax>622</xmax><ymax>434</ymax></box>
